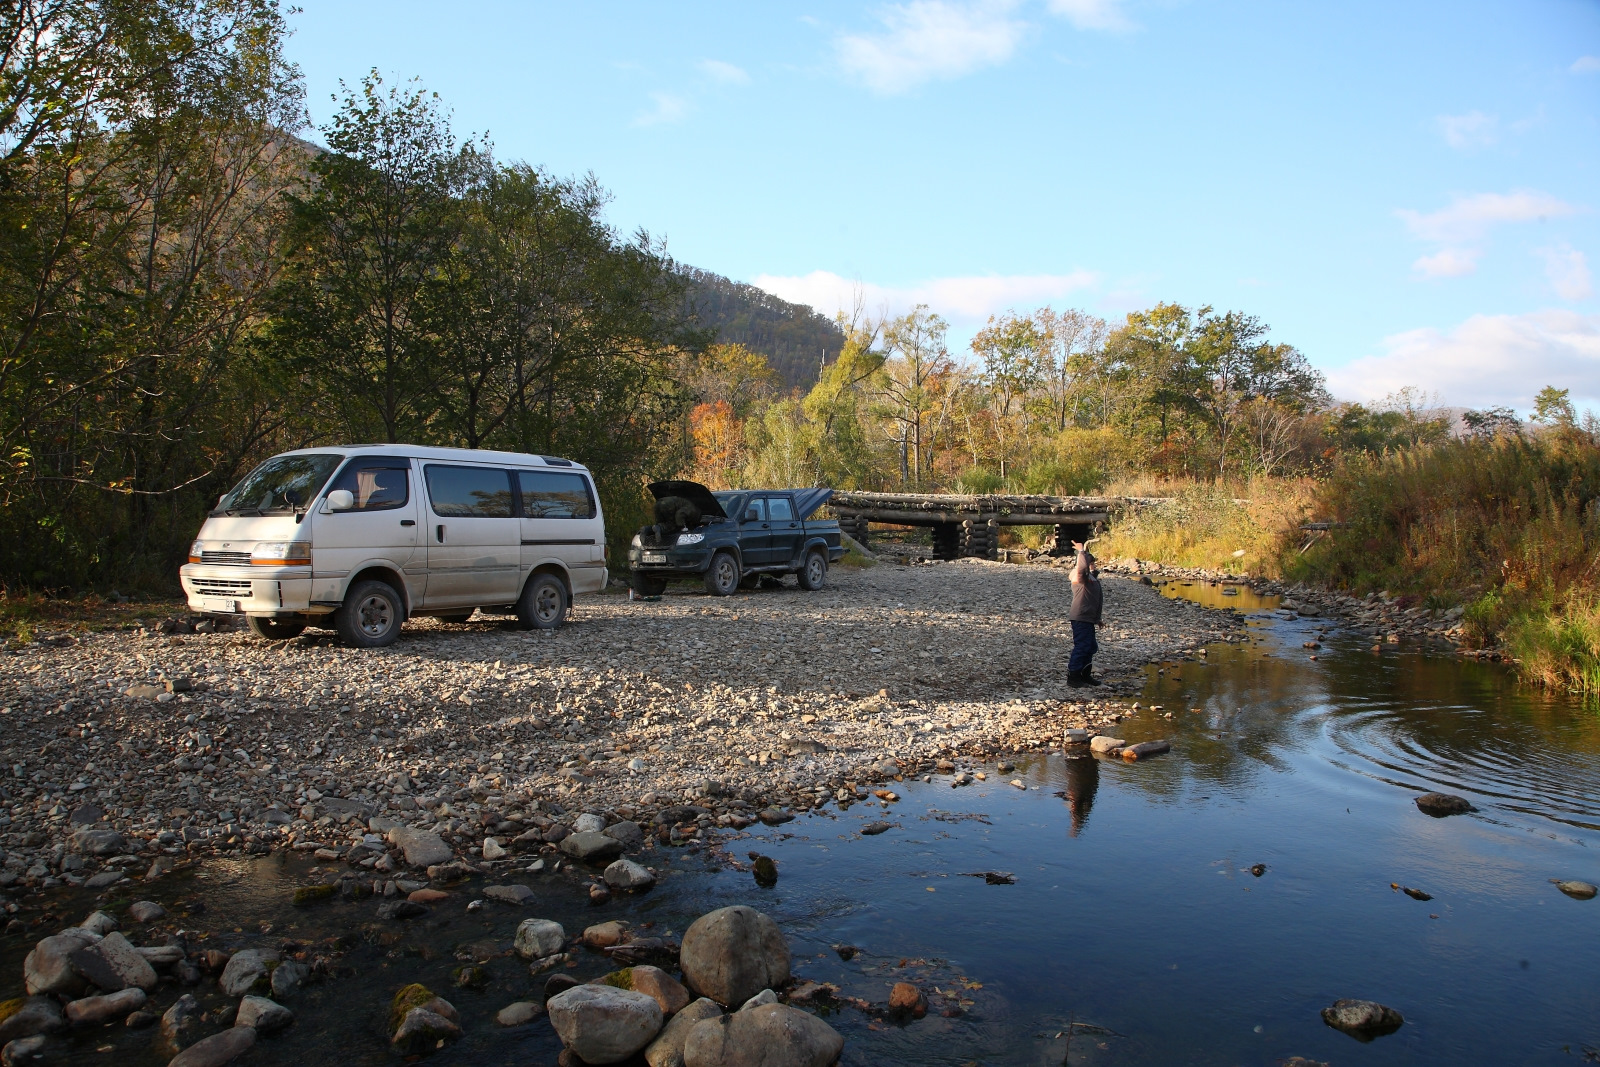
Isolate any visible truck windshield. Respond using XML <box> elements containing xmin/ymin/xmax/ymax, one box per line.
<box><xmin>215</xmin><ymin>454</ymin><xmax>343</xmax><ymax>515</ymax></box>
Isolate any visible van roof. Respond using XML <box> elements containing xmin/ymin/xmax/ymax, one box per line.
<box><xmin>273</xmin><ymin>444</ymin><xmax>590</xmax><ymax>471</ymax></box>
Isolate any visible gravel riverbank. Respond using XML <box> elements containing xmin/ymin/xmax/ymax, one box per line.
<box><xmin>0</xmin><ymin>558</ymin><xmax>1243</xmax><ymax>898</ymax></box>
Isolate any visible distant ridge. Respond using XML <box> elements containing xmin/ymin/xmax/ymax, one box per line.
<box><xmin>680</xmin><ymin>266</ymin><xmax>844</xmax><ymax>390</ymax></box>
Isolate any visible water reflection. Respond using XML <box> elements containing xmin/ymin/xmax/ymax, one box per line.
<box><xmin>1061</xmin><ymin>753</ymin><xmax>1098</xmax><ymax>836</ymax></box>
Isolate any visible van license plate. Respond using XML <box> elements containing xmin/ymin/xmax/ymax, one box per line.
<box><xmin>203</xmin><ymin>598</ymin><xmax>239</xmax><ymax>614</ymax></box>
<box><xmin>642</xmin><ymin>552</ymin><xmax>667</xmax><ymax>564</ymax></box>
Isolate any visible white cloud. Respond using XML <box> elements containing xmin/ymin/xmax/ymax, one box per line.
<box><xmin>1396</xmin><ymin>189</ymin><xmax>1579</xmax><ymax>244</ymax></box>
<box><xmin>1540</xmin><ymin>245</ymin><xmax>1593</xmax><ymax>301</ymax></box>
<box><xmin>1437</xmin><ymin>110</ymin><xmax>1497</xmax><ymax>150</ymax></box>
<box><xmin>1046</xmin><ymin>0</ymin><xmax>1132</xmax><ymax>31</ymax></box>
<box><xmin>1325</xmin><ymin>310</ymin><xmax>1600</xmax><ymax>410</ymax></box>
<box><xmin>1572</xmin><ymin>56</ymin><xmax>1600</xmax><ymax>73</ymax></box>
<box><xmin>633</xmin><ymin>92</ymin><xmax>688</xmax><ymax>127</ymax></box>
<box><xmin>835</xmin><ymin>0</ymin><xmax>1027</xmax><ymax>95</ymax></box>
<box><xmin>1412</xmin><ymin>248</ymin><xmax>1479</xmax><ymax>278</ymax></box>
<box><xmin>751</xmin><ymin>268</ymin><xmax>1099</xmax><ymax>325</ymax></box>
<box><xmin>698</xmin><ymin>59</ymin><xmax>750</xmax><ymax>84</ymax></box>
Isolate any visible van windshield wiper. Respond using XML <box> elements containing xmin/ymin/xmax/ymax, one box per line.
<box><xmin>224</xmin><ymin>507</ymin><xmax>263</xmax><ymax>516</ymax></box>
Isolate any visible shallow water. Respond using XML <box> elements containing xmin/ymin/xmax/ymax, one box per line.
<box><xmin>8</xmin><ymin>584</ymin><xmax>1600</xmax><ymax>1065</ymax></box>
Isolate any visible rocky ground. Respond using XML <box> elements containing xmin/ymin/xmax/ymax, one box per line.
<box><xmin>0</xmin><ymin>557</ymin><xmax>1243</xmax><ymax>900</ymax></box>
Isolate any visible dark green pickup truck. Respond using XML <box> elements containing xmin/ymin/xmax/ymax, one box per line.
<box><xmin>626</xmin><ymin>480</ymin><xmax>845</xmax><ymax>596</ymax></box>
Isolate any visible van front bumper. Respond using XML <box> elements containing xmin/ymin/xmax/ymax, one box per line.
<box><xmin>180</xmin><ymin>564</ymin><xmax>320</xmax><ymax>616</ymax></box>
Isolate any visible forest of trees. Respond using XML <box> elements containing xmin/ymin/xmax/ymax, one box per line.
<box><xmin>676</xmin><ymin>299</ymin><xmax>1478</xmax><ymax>497</ymax></box>
<box><xmin>0</xmin><ymin>0</ymin><xmax>712</xmax><ymax>588</ymax></box>
<box><xmin>1</xmin><ymin>0</ymin><xmax>1568</xmax><ymax>594</ymax></box>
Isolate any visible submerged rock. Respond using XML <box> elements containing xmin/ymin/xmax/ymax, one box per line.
<box><xmin>515</xmin><ymin>918</ymin><xmax>567</xmax><ymax>959</ymax></box>
<box><xmin>1321</xmin><ymin>999</ymin><xmax>1404</xmax><ymax>1040</ymax></box>
<box><xmin>167</xmin><ymin>1025</ymin><xmax>257</xmax><ymax>1067</ymax></box>
<box><xmin>0</xmin><ymin>998</ymin><xmax>66</xmax><ymax>1043</ymax></box>
<box><xmin>496</xmin><ymin>1001</ymin><xmax>542</xmax><ymax>1027</ymax></box>
<box><xmin>1414</xmin><ymin>792</ymin><xmax>1474</xmax><ymax>817</ymax></box>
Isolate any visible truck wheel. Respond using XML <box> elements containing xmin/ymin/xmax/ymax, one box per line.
<box><xmin>704</xmin><ymin>552</ymin><xmax>740</xmax><ymax>596</ymax></box>
<box><xmin>799</xmin><ymin>550</ymin><xmax>827</xmax><ymax>590</ymax></box>
<box><xmin>516</xmin><ymin>573</ymin><xmax>569</xmax><ymax>630</ymax></box>
<box><xmin>248</xmin><ymin>617</ymin><xmax>305</xmax><ymax>641</ymax></box>
<box><xmin>631</xmin><ymin>574</ymin><xmax>667</xmax><ymax>597</ymax></box>
<box><xmin>335</xmin><ymin>580</ymin><xmax>404</xmax><ymax>648</ymax></box>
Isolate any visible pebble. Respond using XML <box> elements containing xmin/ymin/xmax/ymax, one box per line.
<box><xmin>484</xmin><ymin>883</ymin><xmax>536</xmax><ymax>905</ymax></box>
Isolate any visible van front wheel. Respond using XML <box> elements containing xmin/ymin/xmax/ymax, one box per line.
<box><xmin>517</xmin><ymin>573</ymin><xmax>569</xmax><ymax>630</ymax></box>
<box><xmin>704</xmin><ymin>552</ymin><xmax>740</xmax><ymax>596</ymax></box>
<box><xmin>335</xmin><ymin>580</ymin><xmax>405</xmax><ymax>647</ymax></box>
<box><xmin>248</xmin><ymin>617</ymin><xmax>305</xmax><ymax>641</ymax></box>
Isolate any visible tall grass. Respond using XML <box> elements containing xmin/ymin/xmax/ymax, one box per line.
<box><xmin>1095</xmin><ymin>476</ymin><xmax>1317</xmax><ymax>577</ymax></box>
<box><xmin>1287</xmin><ymin>430</ymin><xmax>1600</xmax><ymax>689</ymax></box>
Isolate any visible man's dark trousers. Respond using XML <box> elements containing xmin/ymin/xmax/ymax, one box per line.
<box><xmin>1068</xmin><ymin>620</ymin><xmax>1097</xmax><ymax>675</ymax></box>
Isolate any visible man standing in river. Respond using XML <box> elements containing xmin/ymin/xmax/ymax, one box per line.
<box><xmin>1067</xmin><ymin>539</ymin><xmax>1102</xmax><ymax>686</ymax></box>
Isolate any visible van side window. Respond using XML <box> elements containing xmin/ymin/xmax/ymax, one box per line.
<box><xmin>424</xmin><ymin>465</ymin><xmax>514</xmax><ymax>517</ymax></box>
<box><xmin>517</xmin><ymin>470</ymin><xmax>595</xmax><ymax>519</ymax></box>
<box><xmin>767</xmin><ymin>497</ymin><xmax>794</xmax><ymax>521</ymax></box>
<box><xmin>327</xmin><ymin>461</ymin><xmax>410</xmax><ymax>511</ymax></box>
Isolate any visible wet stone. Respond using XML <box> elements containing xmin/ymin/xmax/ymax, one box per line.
<box><xmin>1414</xmin><ymin>792</ymin><xmax>1474</xmax><ymax>817</ymax></box>
<box><xmin>167</xmin><ymin>1025</ymin><xmax>257</xmax><ymax>1067</ymax></box>
<box><xmin>1321</xmin><ymin>999</ymin><xmax>1404</xmax><ymax>1039</ymax></box>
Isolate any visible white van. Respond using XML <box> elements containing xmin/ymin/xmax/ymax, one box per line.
<box><xmin>180</xmin><ymin>444</ymin><xmax>608</xmax><ymax>646</ymax></box>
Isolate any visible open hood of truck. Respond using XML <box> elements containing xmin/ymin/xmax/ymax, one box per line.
<box><xmin>647</xmin><ymin>480</ymin><xmax>727</xmax><ymax>520</ymax></box>
<box><xmin>790</xmin><ymin>487</ymin><xmax>834</xmax><ymax>520</ymax></box>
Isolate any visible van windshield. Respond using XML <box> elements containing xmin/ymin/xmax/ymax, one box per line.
<box><xmin>215</xmin><ymin>454</ymin><xmax>343</xmax><ymax>515</ymax></box>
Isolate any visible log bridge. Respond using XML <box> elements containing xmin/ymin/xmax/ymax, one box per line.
<box><xmin>830</xmin><ymin>491</ymin><xmax>1162</xmax><ymax>561</ymax></box>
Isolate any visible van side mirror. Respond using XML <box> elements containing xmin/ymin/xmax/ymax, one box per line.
<box><xmin>326</xmin><ymin>489</ymin><xmax>355</xmax><ymax>512</ymax></box>
<box><xmin>744</xmin><ymin>509</ymin><xmax>759</xmax><ymax>522</ymax></box>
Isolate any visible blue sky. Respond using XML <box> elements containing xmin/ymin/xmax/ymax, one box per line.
<box><xmin>283</xmin><ymin>1</ymin><xmax>1600</xmax><ymax>411</ymax></box>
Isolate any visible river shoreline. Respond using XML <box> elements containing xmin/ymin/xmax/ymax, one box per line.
<box><xmin>0</xmin><ymin>559</ymin><xmax>1249</xmax><ymax>902</ymax></box>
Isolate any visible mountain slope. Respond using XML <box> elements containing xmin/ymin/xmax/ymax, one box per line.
<box><xmin>681</xmin><ymin>267</ymin><xmax>843</xmax><ymax>390</ymax></box>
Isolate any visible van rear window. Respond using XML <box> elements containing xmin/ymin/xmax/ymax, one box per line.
<box><xmin>517</xmin><ymin>471</ymin><xmax>595</xmax><ymax>519</ymax></box>
<box><xmin>424</xmin><ymin>465</ymin><xmax>514</xmax><ymax>517</ymax></box>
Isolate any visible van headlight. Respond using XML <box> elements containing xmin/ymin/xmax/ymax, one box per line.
<box><xmin>251</xmin><ymin>541</ymin><xmax>311</xmax><ymax>566</ymax></box>
<box><xmin>188</xmin><ymin>540</ymin><xmax>205</xmax><ymax>564</ymax></box>
<box><xmin>631</xmin><ymin>534</ymin><xmax>642</xmax><ymax>548</ymax></box>
<box><xmin>676</xmin><ymin>532</ymin><xmax>705</xmax><ymax>545</ymax></box>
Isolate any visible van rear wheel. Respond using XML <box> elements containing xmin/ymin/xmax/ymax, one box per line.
<box><xmin>335</xmin><ymin>580</ymin><xmax>405</xmax><ymax>648</ymax></box>
<box><xmin>516</xmin><ymin>573</ymin><xmax>569</xmax><ymax>630</ymax></box>
<box><xmin>799</xmin><ymin>550</ymin><xmax>827</xmax><ymax>591</ymax></box>
<box><xmin>248</xmin><ymin>617</ymin><xmax>305</xmax><ymax>641</ymax></box>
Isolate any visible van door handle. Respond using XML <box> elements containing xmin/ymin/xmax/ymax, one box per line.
<box><xmin>436</xmin><ymin>524</ymin><xmax>446</xmax><ymax>543</ymax></box>
<box><xmin>761</xmin><ymin>523</ymin><xmax>770</xmax><ymax>528</ymax></box>
<box><xmin>400</xmin><ymin>520</ymin><xmax>415</xmax><ymax>527</ymax></box>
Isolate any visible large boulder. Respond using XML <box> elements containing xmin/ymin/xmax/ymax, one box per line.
<box><xmin>23</xmin><ymin>929</ymin><xmax>99</xmax><ymax>996</ymax></box>
<box><xmin>682</xmin><ymin>1003</ymin><xmax>844</xmax><ymax>1067</ymax></box>
<box><xmin>167</xmin><ymin>1025</ymin><xmax>256</xmax><ymax>1067</ymax></box>
<box><xmin>547</xmin><ymin>985</ymin><xmax>664</xmax><ymax>1064</ymax></box>
<box><xmin>71</xmin><ymin>828</ymin><xmax>127</xmax><ymax>856</ymax></box>
<box><xmin>561</xmin><ymin>831</ymin><xmax>624</xmax><ymax>864</ymax></box>
<box><xmin>64</xmin><ymin>987</ymin><xmax>146</xmax><ymax>1026</ymax></box>
<box><xmin>69</xmin><ymin>932</ymin><xmax>158</xmax><ymax>992</ymax></box>
<box><xmin>679</xmin><ymin>907</ymin><xmax>790</xmax><ymax>1007</ymax></box>
<box><xmin>388</xmin><ymin>826</ymin><xmax>453</xmax><ymax>867</ymax></box>
<box><xmin>514</xmin><ymin>919</ymin><xmax>566</xmax><ymax>959</ymax></box>
<box><xmin>235</xmin><ymin>996</ymin><xmax>293</xmax><ymax>1033</ymax></box>
<box><xmin>604</xmin><ymin>858</ymin><xmax>656</xmax><ymax>890</ymax></box>
<box><xmin>0</xmin><ymin>998</ymin><xmax>66</xmax><ymax>1043</ymax></box>
<box><xmin>645</xmin><ymin>998</ymin><xmax>723</xmax><ymax>1067</ymax></box>
<box><xmin>218</xmin><ymin>949</ymin><xmax>267</xmax><ymax>996</ymax></box>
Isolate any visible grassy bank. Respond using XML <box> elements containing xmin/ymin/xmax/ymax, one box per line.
<box><xmin>1098</xmin><ymin>431</ymin><xmax>1600</xmax><ymax>693</ymax></box>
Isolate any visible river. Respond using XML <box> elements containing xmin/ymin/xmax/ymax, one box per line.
<box><xmin>6</xmin><ymin>580</ymin><xmax>1600</xmax><ymax>1065</ymax></box>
